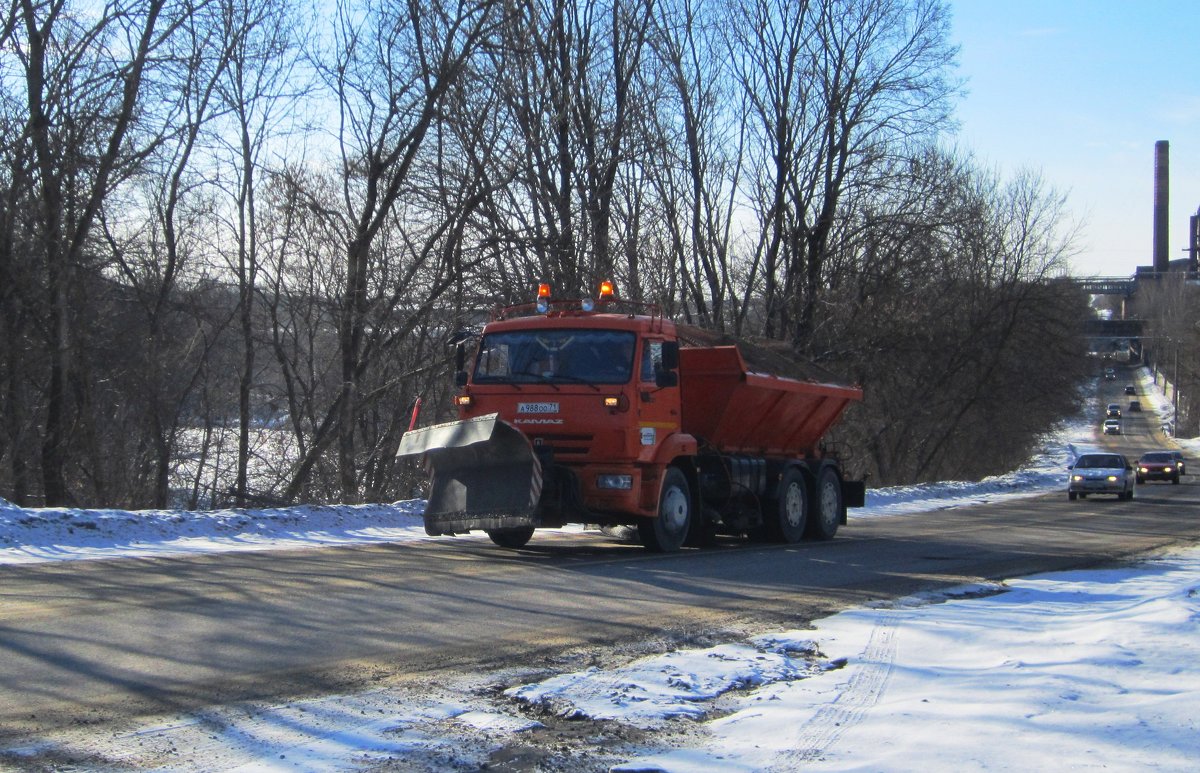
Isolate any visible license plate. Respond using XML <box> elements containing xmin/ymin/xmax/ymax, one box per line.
<box><xmin>518</xmin><ymin>402</ymin><xmax>559</xmax><ymax>414</ymax></box>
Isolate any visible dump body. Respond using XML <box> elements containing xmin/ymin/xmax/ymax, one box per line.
<box><xmin>679</xmin><ymin>346</ymin><xmax>862</xmax><ymax>457</ymax></box>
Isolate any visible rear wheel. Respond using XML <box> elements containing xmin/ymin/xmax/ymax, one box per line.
<box><xmin>639</xmin><ymin>467</ymin><xmax>691</xmax><ymax>553</ymax></box>
<box><xmin>766</xmin><ymin>468</ymin><xmax>808</xmax><ymax>543</ymax></box>
<box><xmin>807</xmin><ymin>467</ymin><xmax>842</xmax><ymax>541</ymax></box>
<box><xmin>487</xmin><ymin>526</ymin><xmax>534</xmax><ymax>549</ymax></box>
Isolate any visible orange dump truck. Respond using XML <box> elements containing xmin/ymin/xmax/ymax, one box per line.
<box><xmin>398</xmin><ymin>284</ymin><xmax>864</xmax><ymax>551</ymax></box>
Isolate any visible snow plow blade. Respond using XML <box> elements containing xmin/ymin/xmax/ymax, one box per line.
<box><xmin>397</xmin><ymin>413</ymin><xmax>543</xmax><ymax>536</ymax></box>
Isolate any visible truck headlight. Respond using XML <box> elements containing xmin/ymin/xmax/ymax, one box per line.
<box><xmin>596</xmin><ymin>474</ymin><xmax>633</xmax><ymax>490</ymax></box>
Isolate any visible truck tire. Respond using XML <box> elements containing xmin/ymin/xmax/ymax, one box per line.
<box><xmin>639</xmin><ymin>467</ymin><xmax>691</xmax><ymax>552</ymax></box>
<box><xmin>767</xmin><ymin>468</ymin><xmax>808</xmax><ymax>543</ymax></box>
<box><xmin>487</xmin><ymin>526</ymin><xmax>535</xmax><ymax>549</ymax></box>
<box><xmin>807</xmin><ymin>467</ymin><xmax>842</xmax><ymax>541</ymax></box>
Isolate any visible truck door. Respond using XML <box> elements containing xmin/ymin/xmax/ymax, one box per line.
<box><xmin>636</xmin><ymin>338</ymin><xmax>681</xmax><ymax>452</ymax></box>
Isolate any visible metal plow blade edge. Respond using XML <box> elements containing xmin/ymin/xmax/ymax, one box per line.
<box><xmin>398</xmin><ymin>413</ymin><xmax>544</xmax><ymax>535</ymax></box>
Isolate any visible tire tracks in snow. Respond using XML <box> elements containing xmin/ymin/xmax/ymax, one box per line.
<box><xmin>776</xmin><ymin>608</ymin><xmax>899</xmax><ymax>768</ymax></box>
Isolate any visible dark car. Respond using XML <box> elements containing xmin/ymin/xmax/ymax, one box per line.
<box><xmin>1170</xmin><ymin>451</ymin><xmax>1187</xmax><ymax>476</ymax></box>
<box><xmin>1129</xmin><ymin>400</ymin><xmax>1142</xmax><ymax>412</ymax></box>
<box><xmin>1137</xmin><ymin>451</ymin><xmax>1180</xmax><ymax>484</ymax></box>
<box><xmin>1106</xmin><ymin>403</ymin><xmax>1122</xmax><ymax>418</ymax></box>
<box><xmin>1124</xmin><ymin>384</ymin><xmax>1136</xmax><ymax>395</ymax></box>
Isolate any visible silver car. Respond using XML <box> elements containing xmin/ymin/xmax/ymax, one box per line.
<box><xmin>1068</xmin><ymin>453</ymin><xmax>1135</xmax><ymax>501</ymax></box>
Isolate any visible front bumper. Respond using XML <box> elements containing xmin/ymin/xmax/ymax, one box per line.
<box><xmin>1069</xmin><ymin>477</ymin><xmax>1127</xmax><ymax>494</ymax></box>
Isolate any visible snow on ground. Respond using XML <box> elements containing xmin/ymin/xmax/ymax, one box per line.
<box><xmin>2</xmin><ymin>367</ymin><xmax>1199</xmax><ymax>771</ymax></box>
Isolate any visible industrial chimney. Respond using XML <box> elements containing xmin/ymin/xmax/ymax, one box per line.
<box><xmin>1154</xmin><ymin>140</ymin><xmax>1169</xmax><ymax>273</ymax></box>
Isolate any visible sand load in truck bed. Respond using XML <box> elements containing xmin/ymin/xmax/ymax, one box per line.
<box><xmin>678</xmin><ymin>346</ymin><xmax>862</xmax><ymax>457</ymax></box>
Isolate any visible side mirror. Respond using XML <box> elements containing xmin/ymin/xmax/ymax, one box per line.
<box><xmin>453</xmin><ymin>342</ymin><xmax>469</xmax><ymax>386</ymax></box>
<box><xmin>661</xmin><ymin>341</ymin><xmax>680</xmax><ymax>370</ymax></box>
<box><xmin>655</xmin><ymin>341</ymin><xmax>680</xmax><ymax>387</ymax></box>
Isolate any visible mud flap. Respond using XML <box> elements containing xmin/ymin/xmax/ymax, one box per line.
<box><xmin>842</xmin><ymin>480</ymin><xmax>866</xmax><ymax>515</ymax></box>
<box><xmin>397</xmin><ymin>413</ymin><xmax>543</xmax><ymax>535</ymax></box>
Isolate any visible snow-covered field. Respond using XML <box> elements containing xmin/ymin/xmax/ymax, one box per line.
<box><xmin>2</xmin><ymin>367</ymin><xmax>1199</xmax><ymax>771</ymax></box>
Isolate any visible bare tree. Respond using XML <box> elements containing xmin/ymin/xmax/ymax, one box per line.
<box><xmin>481</xmin><ymin>0</ymin><xmax>658</xmax><ymax>296</ymax></box>
<box><xmin>209</xmin><ymin>0</ymin><xmax>307</xmax><ymax>505</ymax></box>
<box><xmin>729</xmin><ymin>0</ymin><xmax>958</xmax><ymax>349</ymax></box>
<box><xmin>831</xmin><ymin>159</ymin><xmax>1090</xmax><ymax>484</ymax></box>
<box><xmin>11</xmin><ymin>0</ymin><xmax>198</xmax><ymax>504</ymax></box>
<box><xmin>280</xmin><ymin>0</ymin><xmax>505</xmax><ymax>503</ymax></box>
<box><xmin>646</xmin><ymin>0</ymin><xmax>746</xmax><ymax>328</ymax></box>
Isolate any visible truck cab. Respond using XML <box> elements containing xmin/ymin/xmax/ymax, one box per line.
<box><xmin>453</xmin><ymin>308</ymin><xmax>693</xmax><ymax>524</ymax></box>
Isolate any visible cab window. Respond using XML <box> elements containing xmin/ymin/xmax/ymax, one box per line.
<box><xmin>640</xmin><ymin>340</ymin><xmax>664</xmax><ymax>382</ymax></box>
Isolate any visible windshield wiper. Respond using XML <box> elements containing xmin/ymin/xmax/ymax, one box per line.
<box><xmin>509</xmin><ymin>370</ymin><xmax>560</xmax><ymax>390</ymax></box>
<box><xmin>546</xmin><ymin>372</ymin><xmax>602</xmax><ymax>391</ymax></box>
<box><xmin>475</xmin><ymin>376</ymin><xmax>524</xmax><ymax>390</ymax></box>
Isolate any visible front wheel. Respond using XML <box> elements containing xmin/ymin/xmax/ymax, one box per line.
<box><xmin>487</xmin><ymin>526</ymin><xmax>534</xmax><ymax>549</ymax></box>
<box><xmin>1068</xmin><ymin>491</ymin><xmax>1077</xmax><ymax>501</ymax></box>
<box><xmin>639</xmin><ymin>467</ymin><xmax>691</xmax><ymax>553</ymax></box>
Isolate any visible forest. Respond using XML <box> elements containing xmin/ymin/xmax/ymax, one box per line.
<box><xmin>0</xmin><ymin>0</ymin><xmax>1093</xmax><ymax>509</ymax></box>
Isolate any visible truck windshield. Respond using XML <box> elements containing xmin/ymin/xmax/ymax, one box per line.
<box><xmin>473</xmin><ymin>329</ymin><xmax>636</xmax><ymax>385</ymax></box>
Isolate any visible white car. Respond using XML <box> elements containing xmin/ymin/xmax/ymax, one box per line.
<box><xmin>1103</xmin><ymin>419</ymin><xmax>1121</xmax><ymax>435</ymax></box>
<box><xmin>1068</xmin><ymin>453</ymin><xmax>1135</xmax><ymax>501</ymax></box>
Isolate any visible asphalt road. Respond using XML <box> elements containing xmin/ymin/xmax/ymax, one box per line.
<box><xmin>2</xmin><ymin>373</ymin><xmax>1198</xmax><ymax>740</ymax></box>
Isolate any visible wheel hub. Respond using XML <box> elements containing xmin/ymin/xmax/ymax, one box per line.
<box><xmin>662</xmin><ymin>487</ymin><xmax>688</xmax><ymax>533</ymax></box>
<box><xmin>785</xmin><ymin>484</ymin><xmax>805</xmax><ymax>527</ymax></box>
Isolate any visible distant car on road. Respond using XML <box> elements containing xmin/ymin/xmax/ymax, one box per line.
<box><xmin>1124</xmin><ymin>384</ymin><xmax>1136</xmax><ymax>395</ymax></box>
<box><xmin>1103</xmin><ymin>419</ymin><xmax>1121</xmax><ymax>435</ymax></box>
<box><xmin>1069</xmin><ymin>452</ymin><xmax>1135</xmax><ymax>500</ymax></box>
<box><xmin>1104</xmin><ymin>368</ymin><xmax>1117</xmax><ymax>380</ymax></box>
<box><xmin>1137</xmin><ymin>452</ymin><xmax>1180</xmax><ymax>484</ymax></box>
<box><xmin>1128</xmin><ymin>400</ymin><xmax>1142</xmax><ymax>412</ymax></box>
<box><xmin>1106</xmin><ymin>403</ymin><xmax>1122</xmax><ymax>418</ymax></box>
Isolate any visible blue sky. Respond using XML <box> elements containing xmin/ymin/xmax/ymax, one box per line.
<box><xmin>948</xmin><ymin>1</ymin><xmax>1200</xmax><ymax>277</ymax></box>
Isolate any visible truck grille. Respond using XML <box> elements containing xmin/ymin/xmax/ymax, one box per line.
<box><xmin>528</xmin><ymin>433</ymin><xmax>594</xmax><ymax>457</ymax></box>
